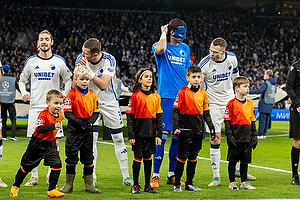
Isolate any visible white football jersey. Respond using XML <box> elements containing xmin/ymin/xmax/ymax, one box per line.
<box><xmin>19</xmin><ymin>54</ymin><xmax>72</xmax><ymax>109</ymax></box>
<box><xmin>76</xmin><ymin>52</ymin><xmax>118</xmax><ymax>107</ymax></box>
<box><xmin>199</xmin><ymin>51</ymin><xmax>239</xmax><ymax>107</ymax></box>
<box><xmin>75</xmin><ymin>52</ymin><xmax>123</xmax><ymax>129</ymax></box>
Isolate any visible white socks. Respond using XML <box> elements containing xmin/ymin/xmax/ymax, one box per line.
<box><xmin>92</xmin><ymin>131</ymin><xmax>99</xmax><ymax>179</ymax></box>
<box><xmin>31</xmin><ymin>167</ymin><xmax>38</xmax><ymax>178</ymax></box>
<box><xmin>111</xmin><ymin>132</ymin><xmax>129</xmax><ymax>180</ymax></box>
<box><xmin>210</xmin><ymin>147</ymin><xmax>220</xmax><ymax>178</ymax></box>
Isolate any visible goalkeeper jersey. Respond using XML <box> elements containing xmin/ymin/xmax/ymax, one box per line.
<box><xmin>19</xmin><ymin>54</ymin><xmax>72</xmax><ymax>109</ymax></box>
<box><xmin>173</xmin><ymin>86</ymin><xmax>209</xmax><ymax>130</ymax></box>
<box><xmin>224</xmin><ymin>98</ymin><xmax>256</xmax><ymax>143</ymax></box>
<box><xmin>64</xmin><ymin>87</ymin><xmax>99</xmax><ymax>119</ymax></box>
<box><xmin>198</xmin><ymin>51</ymin><xmax>239</xmax><ymax>108</ymax></box>
<box><xmin>126</xmin><ymin>90</ymin><xmax>163</xmax><ymax>138</ymax></box>
<box><xmin>152</xmin><ymin>42</ymin><xmax>191</xmax><ymax>99</ymax></box>
<box><xmin>33</xmin><ymin>108</ymin><xmax>64</xmax><ymax>141</ymax></box>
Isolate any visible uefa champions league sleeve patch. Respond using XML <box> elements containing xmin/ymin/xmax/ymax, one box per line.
<box><xmin>36</xmin><ymin>118</ymin><xmax>43</xmax><ymax>126</ymax></box>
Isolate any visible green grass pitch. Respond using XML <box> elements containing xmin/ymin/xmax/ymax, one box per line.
<box><xmin>0</xmin><ymin>119</ymin><xmax>298</xmax><ymax>199</ymax></box>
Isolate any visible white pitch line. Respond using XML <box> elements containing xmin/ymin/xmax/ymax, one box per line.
<box><xmin>97</xmin><ymin>139</ymin><xmax>292</xmax><ymax>174</ymax></box>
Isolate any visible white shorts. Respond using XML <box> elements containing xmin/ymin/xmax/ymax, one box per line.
<box><xmin>95</xmin><ymin>104</ymin><xmax>123</xmax><ymax>130</ymax></box>
<box><xmin>27</xmin><ymin>108</ymin><xmax>64</xmax><ymax>138</ymax></box>
<box><xmin>206</xmin><ymin>107</ymin><xmax>226</xmax><ymax>133</ymax></box>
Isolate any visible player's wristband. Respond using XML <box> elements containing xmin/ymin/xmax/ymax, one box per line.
<box><xmin>160</xmin><ymin>32</ymin><xmax>166</xmax><ymax>40</ymax></box>
<box><xmin>89</xmin><ymin>68</ymin><xmax>96</xmax><ymax>80</ymax></box>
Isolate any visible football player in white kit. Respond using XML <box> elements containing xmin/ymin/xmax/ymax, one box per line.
<box><xmin>74</xmin><ymin>38</ymin><xmax>133</xmax><ymax>187</ymax></box>
<box><xmin>199</xmin><ymin>37</ymin><xmax>240</xmax><ymax>187</ymax></box>
<box><xmin>19</xmin><ymin>30</ymin><xmax>72</xmax><ymax>186</ymax></box>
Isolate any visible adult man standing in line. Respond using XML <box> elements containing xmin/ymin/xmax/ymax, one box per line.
<box><xmin>151</xmin><ymin>18</ymin><xmax>191</xmax><ymax>187</ymax></box>
<box><xmin>74</xmin><ymin>38</ymin><xmax>133</xmax><ymax>187</ymax></box>
<box><xmin>198</xmin><ymin>37</ymin><xmax>255</xmax><ymax>186</ymax></box>
<box><xmin>19</xmin><ymin>30</ymin><xmax>72</xmax><ymax>186</ymax></box>
<box><xmin>0</xmin><ymin>64</ymin><xmax>19</xmax><ymax>141</ymax></box>
<box><xmin>286</xmin><ymin>60</ymin><xmax>300</xmax><ymax>185</ymax></box>
<box><xmin>249</xmin><ymin>70</ymin><xmax>277</xmax><ymax>139</ymax></box>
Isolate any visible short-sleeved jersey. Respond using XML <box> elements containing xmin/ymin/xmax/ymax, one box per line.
<box><xmin>75</xmin><ymin>52</ymin><xmax>118</xmax><ymax>107</ymax></box>
<box><xmin>19</xmin><ymin>54</ymin><xmax>72</xmax><ymax>109</ymax></box>
<box><xmin>198</xmin><ymin>52</ymin><xmax>239</xmax><ymax>108</ymax></box>
<box><xmin>33</xmin><ymin>108</ymin><xmax>64</xmax><ymax>141</ymax></box>
<box><xmin>152</xmin><ymin>42</ymin><xmax>191</xmax><ymax>99</ymax></box>
<box><xmin>173</xmin><ymin>86</ymin><xmax>209</xmax><ymax>130</ymax></box>
<box><xmin>224</xmin><ymin>98</ymin><xmax>256</xmax><ymax>142</ymax></box>
<box><xmin>64</xmin><ymin>87</ymin><xmax>99</xmax><ymax>118</ymax></box>
<box><xmin>126</xmin><ymin>90</ymin><xmax>163</xmax><ymax>137</ymax></box>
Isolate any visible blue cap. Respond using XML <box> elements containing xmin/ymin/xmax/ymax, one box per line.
<box><xmin>2</xmin><ymin>65</ymin><xmax>10</xmax><ymax>72</ymax></box>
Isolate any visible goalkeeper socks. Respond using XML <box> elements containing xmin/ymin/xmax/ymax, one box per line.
<box><xmin>186</xmin><ymin>159</ymin><xmax>197</xmax><ymax>185</ymax></box>
<box><xmin>153</xmin><ymin>133</ymin><xmax>167</xmax><ymax>175</ymax></box>
<box><xmin>228</xmin><ymin>162</ymin><xmax>236</xmax><ymax>182</ymax></box>
<box><xmin>143</xmin><ymin>157</ymin><xmax>152</xmax><ymax>186</ymax></box>
<box><xmin>66</xmin><ymin>165</ymin><xmax>76</xmax><ymax>174</ymax></box>
<box><xmin>291</xmin><ymin>146</ymin><xmax>300</xmax><ymax>176</ymax></box>
<box><xmin>83</xmin><ymin>164</ymin><xmax>94</xmax><ymax>176</ymax></box>
<box><xmin>240</xmin><ymin>163</ymin><xmax>248</xmax><ymax>182</ymax></box>
<box><xmin>210</xmin><ymin>145</ymin><xmax>220</xmax><ymax>178</ymax></box>
<box><xmin>111</xmin><ymin>132</ymin><xmax>130</xmax><ymax>180</ymax></box>
<box><xmin>14</xmin><ymin>167</ymin><xmax>28</xmax><ymax>188</ymax></box>
<box><xmin>174</xmin><ymin>158</ymin><xmax>185</xmax><ymax>186</ymax></box>
<box><xmin>48</xmin><ymin>168</ymin><xmax>61</xmax><ymax>191</ymax></box>
<box><xmin>132</xmin><ymin>159</ymin><xmax>141</xmax><ymax>186</ymax></box>
<box><xmin>169</xmin><ymin>133</ymin><xmax>178</xmax><ymax>173</ymax></box>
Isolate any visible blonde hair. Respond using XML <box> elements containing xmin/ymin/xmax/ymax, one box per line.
<box><xmin>233</xmin><ymin>76</ymin><xmax>250</xmax><ymax>88</ymax></box>
<box><xmin>46</xmin><ymin>89</ymin><xmax>63</xmax><ymax>102</ymax></box>
<box><xmin>265</xmin><ymin>69</ymin><xmax>273</xmax><ymax>77</ymax></box>
<box><xmin>74</xmin><ymin>65</ymin><xmax>91</xmax><ymax>79</ymax></box>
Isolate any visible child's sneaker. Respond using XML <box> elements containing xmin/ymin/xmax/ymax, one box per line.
<box><xmin>131</xmin><ymin>185</ymin><xmax>141</xmax><ymax>194</ymax></box>
<box><xmin>185</xmin><ymin>184</ymin><xmax>201</xmax><ymax>191</ymax></box>
<box><xmin>166</xmin><ymin>175</ymin><xmax>185</xmax><ymax>186</ymax></box>
<box><xmin>25</xmin><ymin>177</ymin><xmax>38</xmax><ymax>186</ymax></box>
<box><xmin>0</xmin><ymin>178</ymin><xmax>7</xmax><ymax>187</ymax></box>
<box><xmin>173</xmin><ymin>185</ymin><xmax>182</xmax><ymax>192</ymax></box>
<box><xmin>208</xmin><ymin>177</ymin><xmax>221</xmax><ymax>187</ymax></box>
<box><xmin>235</xmin><ymin>170</ymin><xmax>256</xmax><ymax>181</ymax></box>
<box><xmin>47</xmin><ymin>189</ymin><xmax>65</xmax><ymax>198</ymax></box>
<box><xmin>291</xmin><ymin>175</ymin><xmax>300</xmax><ymax>185</ymax></box>
<box><xmin>150</xmin><ymin>176</ymin><xmax>160</xmax><ymax>188</ymax></box>
<box><xmin>229</xmin><ymin>181</ymin><xmax>239</xmax><ymax>190</ymax></box>
<box><xmin>123</xmin><ymin>177</ymin><xmax>134</xmax><ymax>187</ymax></box>
<box><xmin>144</xmin><ymin>185</ymin><xmax>157</xmax><ymax>193</ymax></box>
<box><xmin>10</xmin><ymin>186</ymin><xmax>19</xmax><ymax>197</ymax></box>
<box><xmin>240</xmin><ymin>181</ymin><xmax>256</xmax><ymax>190</ymax></box>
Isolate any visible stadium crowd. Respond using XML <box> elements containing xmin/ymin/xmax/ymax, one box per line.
<box><xmin>0</xmin><ymin>1</ymin><xmax>299</xmax><ymax>90</ymax></box>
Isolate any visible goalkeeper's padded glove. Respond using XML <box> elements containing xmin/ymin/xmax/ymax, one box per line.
<box><xmin>250</xmin><ymin>136</ymin><xmax>258</xmax><ymax>150</ymax></box>
<box><xmin>226</xmin><ymin>134</ymin><xmax>237</xmax><ymax>148</ymax></box>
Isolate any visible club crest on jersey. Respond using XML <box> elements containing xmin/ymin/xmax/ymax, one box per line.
<box><xmin>64</xmin><ymin>98</ymin><xmax>71</xmax><ymax>109</ymax></box>
<box><xmin>227</xmin><ymin>65</ymin><xmax>232</xmax><ymax>70</ymax></box>
<box><xmin>180</xmin><ymin>50</ymin><xmax>185</xmax><ymax>56</ymax></box>
<box><xmin>50</xmin><ymin>65</ymin><xmax>56</xmax><ymax>70</ymax></box>
<box><xmin>212</xmin><ymin>68</ymin><xmax>216</xmax><ymax>73</ymax></box>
